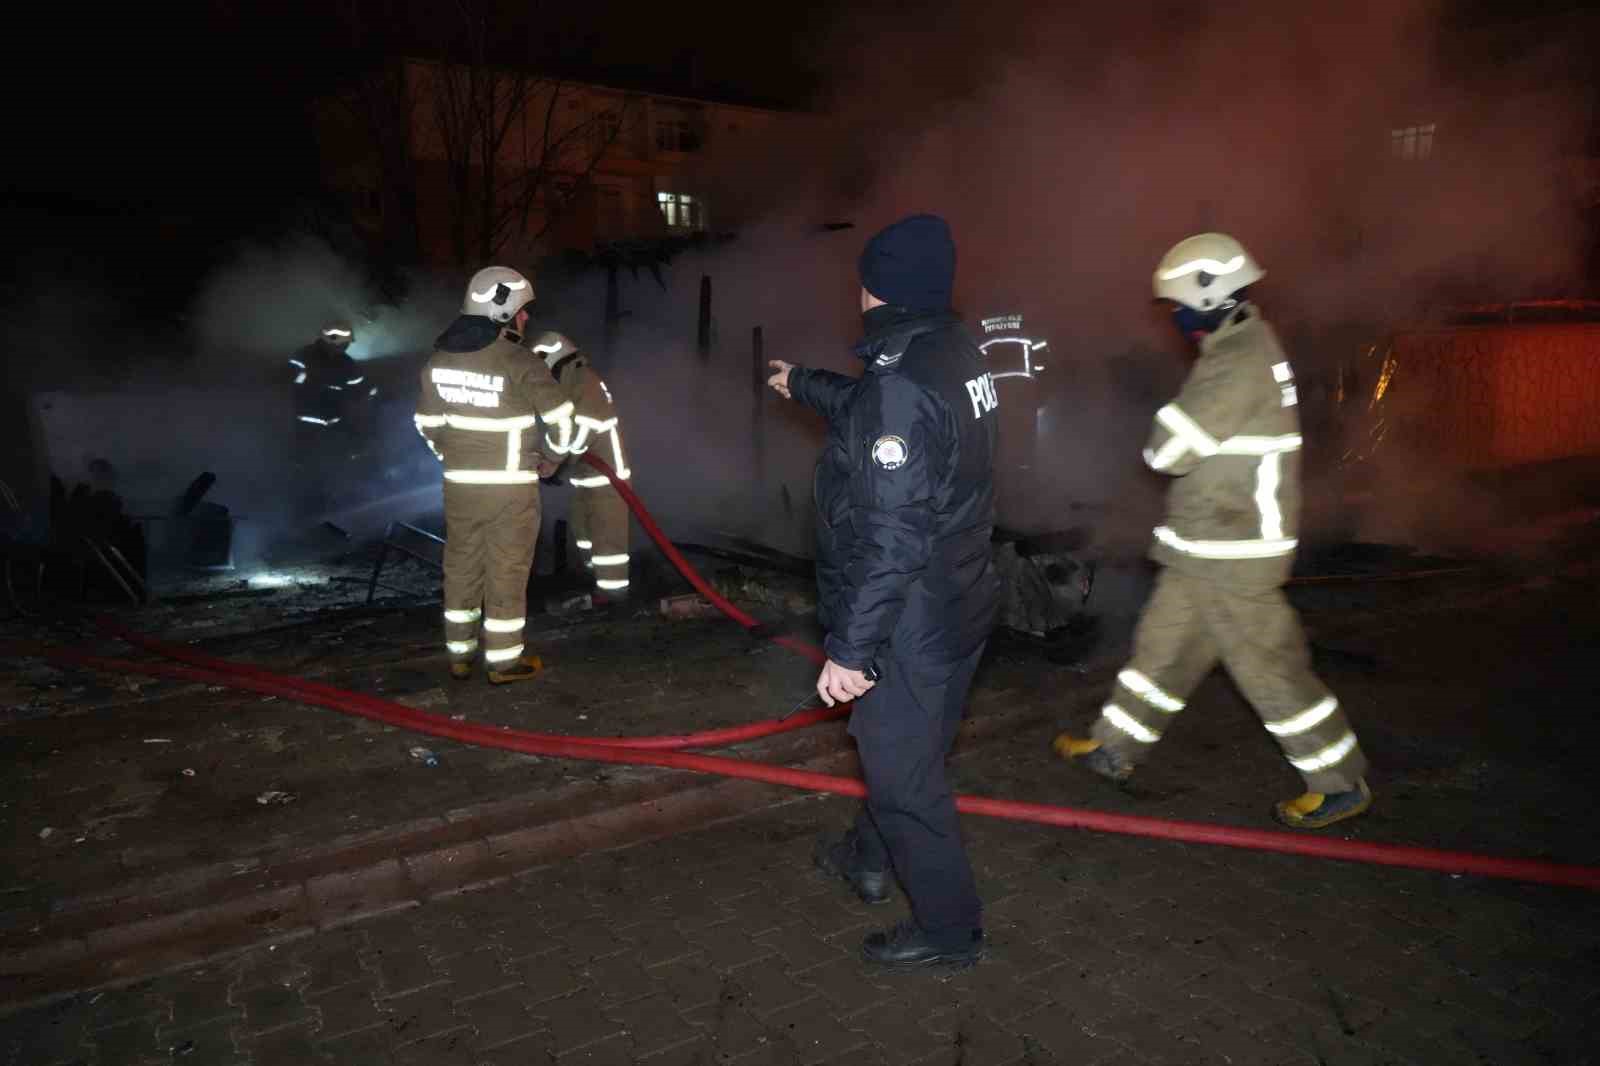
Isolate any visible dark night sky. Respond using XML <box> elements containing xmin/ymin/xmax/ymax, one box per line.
<box><xmin>3</xmin><ymin>0</ymin><xmax>1589</xmax><ymax>300</ymax></box>
<box><xmin>8</xmin><ymin>0</ymin><xmax>843</xmax><ymax>218</ymax></box>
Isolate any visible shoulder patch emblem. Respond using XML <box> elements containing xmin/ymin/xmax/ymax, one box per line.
<box><xmin>872</xmin><ymin>435</ymin><xmax>909</xmax><ymax>470</ymax></box>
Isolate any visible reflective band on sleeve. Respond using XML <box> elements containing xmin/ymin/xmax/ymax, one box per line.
<box><xmin>590</xmin><ymin>553</ymin><xmax>629</xmax><ymax>566</ymax></box>
<box><xmin>1102</xmin><ymin>704</ymin><xmax>1160</xmax><ymax>743</ymax></box>
<box><xmin>1266</xmin><ymin>696</ymin><xmax>1339</xmax><ymax>737</ymax></box>
<box><xmin>443</xmin><ymin>607</ymin><xmax>481</xmax><ymax>624</ymax></box>
<box><xmin>596</xmin><ymin>578</ymin><xmax>631</xmax><ymax>590</ymax></box>
<box><xmin>1147</xmin><ymin>434</ymin><xmax>1191</xmax><ymax>472</ymax></box>
<box><xmin>1271</xmin><ymin>361</ymin><xmax>1293</xmax><ymax>383</ymax></box>
<box><xmin>1153</xmin><ymin>525</ymin><xmax>1297</xmax><ymax>559</ymax></box>
<box><xmin>1255</xmin><ymin>452</ymin><xmax>1285</xmax><ymax>541</ymax></box>
<box><xmin>294</xmin><ymin>371</ymin><xmax>307</xmax><ymax>385</ymax></box>
<box><xmin>483</xmin><ymin>616</ymin><xmax>525</xmax><ymax>634</ymax></box>
<box><xmin>575</xmin><ymin>539</ymin><xmax>594</xmax><ymax>549</ymax></box>
<box><xmin>446</xmin><ymin>639</ymin><xmax>478</xmax><ymax>655</ymax></box>
<box><xmin>1155</xmin><ymin>404</ymin><xmax>1220</xmax><ymax>456</ymax></box>
<box><xmin>1118</xmin><ymin>669</ymin><xmax>1185</xmax><ymax>713</ymax></box>
<box><xmin>298</xmin><ymin>415</ymin><xmax>340</xmax><ymax>426</ymax></box>
<box><xmin>414</xmin><ymin>414</ymin><xmax>448</xmax><ymax>428</ymax></box>
<box><xmin>484</xmin><ymin>644</ymin><xmax>524</xmax><ymax>664</ymax></box>
<box><xmin>289</xmin><ymin>359</ymin><xmax>305</xmax><ymax>368</ymax></box>
<box><xmin>444</xmin><ymin>470</ymin><xmax>539</xmax><ymax>484</ymax></box>
<box><xmin>346</xmin><ymin>376</ymin><xmax>365</xmax><ymax>385</ymax></box>
<box><xmin>1288</xmin><ymin>731</ymin><xmax>1358</xmax><ymax>772</ymax></box>
<box><xmin>607</xmin><ymin>427</ymin><xmax>632</xmax><ymax>480</ymax></box>
<box><xmin>1217</xmin><ymin>434</ymin><xmax>1301</xmax><ymax>454</ymax></box>
<box><xmin>569</xmin><ymin>475</ymin><xmax>610</xmax><ymax>488</ymax></box>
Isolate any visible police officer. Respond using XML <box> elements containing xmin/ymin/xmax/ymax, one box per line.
<box><xmin>767</xmin><ymin>214</ymin><xmax>999</xmax><ymax>968</ymax></box>
<box><xmin>1052</xmin><ymin>233</ymin><xmax>1372</xmax><ymax>829</ymax></box>
<box><xmin>414</xmin><ymin>267</ymin><xmax>576</xmax><ymax>684</ymax></box>
<box><xmin>530</xmin><ymin>331</ymin><xmax>633</xmax><ymax>602</ymax></box>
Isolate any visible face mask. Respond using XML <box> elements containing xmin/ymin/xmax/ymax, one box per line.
<box><xmin>1171</xmin><ymin>303</ymin><xmax>1213</xmax><ymax>343</ymax></box>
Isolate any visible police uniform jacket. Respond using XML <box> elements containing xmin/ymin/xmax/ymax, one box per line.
<box><xmin>789</xmin><ymin>306</ymin><xmax>1000</xmax><ymax>670</ymax></box>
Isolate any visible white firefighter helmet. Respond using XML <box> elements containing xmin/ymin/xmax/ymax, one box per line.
<box><xmin>320</xmin><ymin>321</ymin><xmax>354</xmax><ymax>349</ymax></box>
<box><xmin>1152</xmin><ymin>232</ymin><xmax>1265</xmax><ymax>311</ymax></box>
<box><xmin>463</xmin><ymin>266</ymin><xmax>535</xmax><ymax>323</ymax></box>
<box><xmin>529</xmin><ymin>330</ymin><xmax>579</xmax><ymax>369</ymax></box>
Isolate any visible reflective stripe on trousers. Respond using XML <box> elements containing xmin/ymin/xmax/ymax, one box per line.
<box><xmin>1088</xmin><ymin>568</ymin><xmax>1366</xmax><ymax>793</ymax></box>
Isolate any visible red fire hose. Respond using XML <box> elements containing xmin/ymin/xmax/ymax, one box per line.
<box><xmin>36</xmin><ymin>452</ymin><xmax>1600</xmax><ymax>892</ymax></box>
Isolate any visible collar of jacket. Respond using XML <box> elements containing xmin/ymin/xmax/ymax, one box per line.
<box><xmin>434</xmin><ymin>314</ymin><xmax>506</xmax><ymax>353</ymax></box>
<box><xmin>551</xmin><ymin>352</ymin><xmax>585</xmax><ymax>379</ymax></box>
<box><xmin>1199</xmin><ymin>303</ymin><xmax>1260</xmax><ymax>354</ymax></box>
<box><xmin>853</xmin><ymin>305</ymin><xmax>960</xmax><ymax>369</ymax></box>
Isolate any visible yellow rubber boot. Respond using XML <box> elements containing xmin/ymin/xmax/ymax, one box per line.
<box><xmin>449</xmin><ymin>662</ymin><xmax>473</xmax><ymax>681</ymax></box>
<box><xmin>1275</xmin><ymin>778</ymin><xmax>1372</xmax><ymax>829</ymax></box>
<box><xmin>487</xmin><ymin>655</ymin><xmax>545</xmax><ymax>685</ymax></box>
<box><xmin>1051</xmin><ymin>733</ymin><xmax>1133</xmax><ymax>782</ymax></box>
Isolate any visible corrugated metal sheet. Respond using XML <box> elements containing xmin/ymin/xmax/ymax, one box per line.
<box><xmin>1363</xmin><ymin>324</ymin><xmax>1600</xmax><ymax>469</ymax></box>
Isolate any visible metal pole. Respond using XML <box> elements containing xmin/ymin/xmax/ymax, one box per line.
<box><xmin>752</xmin><ymin>326</ymin><xmax>765</xmax><ymax>483</ymax></box>
<box><xmin>697</xmin><ymin>275</ymin><xmax>712</xmax><ymax>358</ymax></box>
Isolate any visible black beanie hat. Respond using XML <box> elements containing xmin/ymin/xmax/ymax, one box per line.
<box><xmin>858</xmin><ymin>214</ymin><xmax>956</xmax><ymax>312</ymax></box>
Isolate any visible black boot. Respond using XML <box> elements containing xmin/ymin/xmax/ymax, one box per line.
<box><xmin>812</xmin><ymin>832</ymin><xmax>891</xmax><ymax>905</ymax></box>
<box><xmin>862</xmin><ymin>919</ymin><xmax>983</xmax><ymax>969</ymax></box>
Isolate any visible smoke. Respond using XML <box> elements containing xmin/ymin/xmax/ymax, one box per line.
<box><xmin>188</xmin><ymin>233</ymin><xmax>459</xmax><ymax>364</ymax></box>
<box><xmin>20</xmin><ymin>0</ymin><xmax>1594</xmax><ymax>586</ymax></box>
<box><xmin>671</xmin><ymin>0</ymin><xmax>1597</xmax><ymax>554</ymax></box>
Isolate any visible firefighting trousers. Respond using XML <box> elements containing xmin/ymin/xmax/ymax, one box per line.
<box><xmin>847</xmin><ymin>643</ymin><xmax>986</xmax><ymax>941</ymax></box>
<box><xmin>441</xmin><ymin>481</ymin><xmax>541</xmax><ymax>666</ymax></box>
<box><xmin>571</xmin><ymin>481</ymin><xmax>629</xmax><ymax>594</ymax></box>
<box><xmin>1090</xmin><ymin>569</ymin><xmax>1367</xmax><ymax>794</ymax></box>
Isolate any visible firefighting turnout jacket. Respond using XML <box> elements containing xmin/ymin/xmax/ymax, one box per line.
<box><xmin>1143</xmin><ymin>308</ymin><xmax>1304</xmax><ymax>587</ymax></box>
<box><xmin>541</xmin><ymin>344</ymin><xmax>629</xmax><ymax>487</ymax></box>
<box><xmin>789</xmin><ymin>306</ymin><xmax>1001</xmax><ymax>670</ymax></box>
<box><xmin>413</xmin><ymin>317</ymin><xmax>574</xmax><ymax>484</ymax></box>
<box><xmin>290</xmin><ymin>340</ymin><xmax>364</xmax><ymax>427</ymax></box>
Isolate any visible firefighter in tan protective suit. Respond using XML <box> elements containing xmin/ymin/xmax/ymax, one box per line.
<box><xmin>413</xmin><ymin>267</ymin><xmax>576</xmax><ymax>684</ymax></box>
<box><xmin>530</xmin><ymin>331</ymin><xmax>632</xmax><ymax>602</ymax></box>
<box><xmin>1054</xmin><ymin>233</ymin><xmax>1372</xmax><ymax>829</ymax></box>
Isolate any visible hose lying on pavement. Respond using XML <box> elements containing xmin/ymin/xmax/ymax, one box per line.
<box><xmin>35</xmin><ymin>451</ymin><xmax>1600</xmax><ymax>893</ymax></box>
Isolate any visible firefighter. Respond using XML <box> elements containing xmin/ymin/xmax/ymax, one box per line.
<box><xmin>767</xmin><ymin>214</ymin><xmax>998</xmax><ymax>969</ymax></box>
<box><xmin>530</xmin><ymin>330</ymin><xmax>632</xmax><ymax>602</ymax></box>
<box><xmin>1052</xmin><ymin>232</ymin><xmax>1372</xmax><ymax>829</ymax></box>
<box><xmin>287</xmin><ymin>323</ymin><xmax>370</xmax><ymax>519</ymax></box>
<box><xmin>413</xmin><ymin>267</ymin><xmax>576</xmax><ymax>684</ymax></box>
<box><xmin>289</xmin><ymin>323</ymin><xmax>364</xmax><ymax>431</ymax></box>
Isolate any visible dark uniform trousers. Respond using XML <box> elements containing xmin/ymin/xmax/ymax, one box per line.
<box><xmin>847</xmin><ymin>642</ymin><xmax>986</xmax><ymax>941</ymax></box>
<box><xmin>441</xmin><ymin>482</ymin><xmax>541</xmax><ymax>665</ymax></box>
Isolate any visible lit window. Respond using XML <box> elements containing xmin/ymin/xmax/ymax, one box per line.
<box><xmin>1390</xmin><ymin>123</ymin><xmax>1436</xmax><ymax>160</ymax></box>
<box><xmin>657</xmin><ymin>191</ymin><xmax>704</xmax><ymax>231</ymax></box>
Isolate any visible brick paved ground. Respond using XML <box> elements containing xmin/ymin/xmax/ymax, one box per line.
<box><xmin>4</xmin><ymin>561</ymin><xmax>1599</xmax><ymax>1066</ymax></box>
<box><xmin>3</xmin><ymin>774</ymin><xmax>1594</xmax><ymax>1066</ymax></box>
